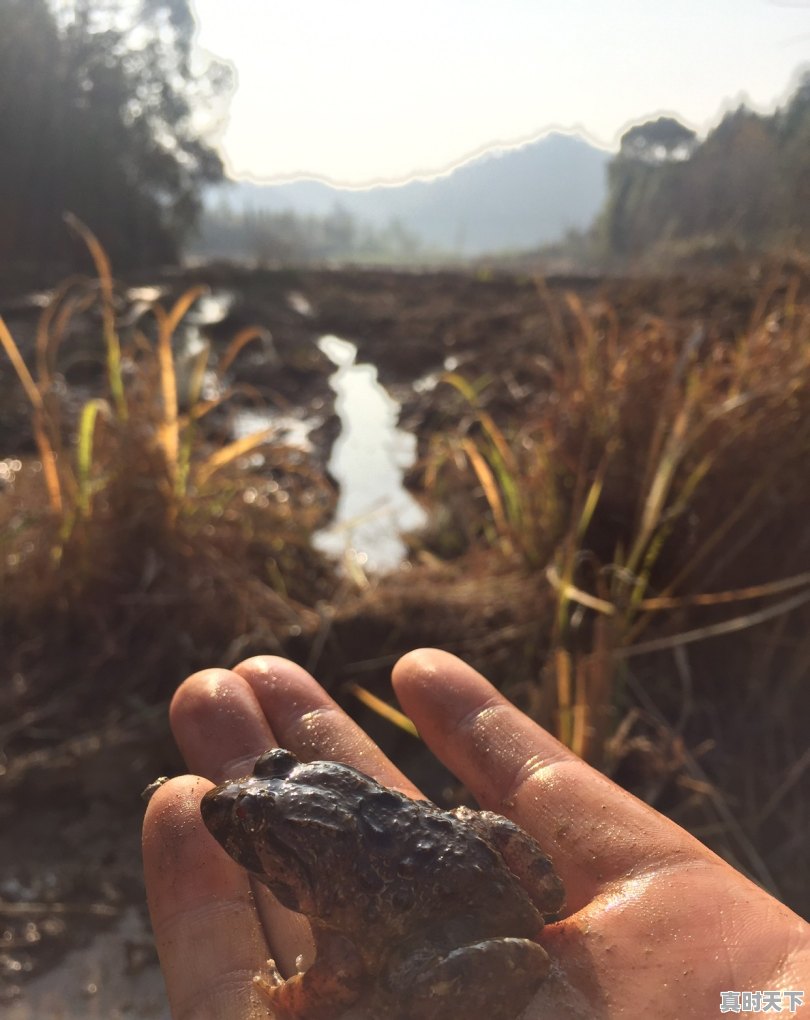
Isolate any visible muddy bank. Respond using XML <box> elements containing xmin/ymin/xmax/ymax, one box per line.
<box><xmin>3</xmin><ymin>259</ymin><xmax>799</xmax><ymax>455</ymax></box>
<box><xmin>2</xmin><ymin>259</ymin><xmax>808</xmax><ymax>1013</ymax></box>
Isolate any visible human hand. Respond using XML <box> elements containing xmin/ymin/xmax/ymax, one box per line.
<box><xmin>142</xmin><ymin>649</ymin><xmax>810</xmax><ymax>1019</ymax></box>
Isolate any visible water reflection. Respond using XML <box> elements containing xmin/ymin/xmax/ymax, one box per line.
<box><xmin>232</xmin><ymin>408</ymin><xmax>315</xmax><ymax>452</ymax></box>
<box><xmin>173</xmin><ymin>289</ymin><xmax>234</xmax><ymax>409</ymax></box>
<box><xmin>4</xmin><ymin>909</ymin><xmax>169</xmax><ymax>1020</ymax></box>
<box><xmin>313</xmin><ymin>335</ymin><xmax>427</xmax><ymax>573</ymax></box>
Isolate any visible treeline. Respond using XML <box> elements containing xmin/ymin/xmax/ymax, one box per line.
<box><xmin>0</xmin><ymin>0</ymin><xmax>228</xmax><ymax>286</ymax></box>
<box><xmin>192</xmin><ymin>203</ymin><xmax>424</xmax><ymax>265</ymax></box>
<box><xmin>595</xmin><ymin>72</ymin><xmax>810</xmax><ymax>264</ymax></box>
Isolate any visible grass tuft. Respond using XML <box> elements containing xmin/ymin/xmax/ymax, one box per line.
<box><xmin>1</xmin><ymin>221</ymin><xmax>335</xmax><ymax>713</ymax></box>
<box><xmin>426</xmin><ymin>273</ymin><xmax>808</xmax><ymax>763</ymax></box>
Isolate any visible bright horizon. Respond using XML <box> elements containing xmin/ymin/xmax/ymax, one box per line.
<box><xmin>190</xmin><ymin>0</ymin><xmax>810</xmax><ymax>187</ymax></box>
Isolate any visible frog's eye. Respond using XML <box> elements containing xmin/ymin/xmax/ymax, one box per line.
<box><xmin>254</xmin><ymin>747</ymin><xmax>299</xmax><ymax>779</ymax></box>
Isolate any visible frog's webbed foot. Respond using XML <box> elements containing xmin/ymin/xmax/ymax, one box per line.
<box><xmin>387</xmin><ymin>936</ymin><xmax>551</xmax><ymax>1020</ymax></box>
<box><xmin>254</xmin><ymin>956</ymin><xmax>285</xmax><ymax>994</ymax></box>
<box><xmin>254</xmin><ymin>933</ymin><xmax>364</xmax><ymax>1020</ymax></box>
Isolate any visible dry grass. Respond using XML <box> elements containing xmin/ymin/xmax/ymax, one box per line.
<box><xmin>427</xmin><ymin>274</ymin><xmax>810</xmax><ymax>732</ymax></box>
<box><xmin>423</xmin><ymin>270</ymin><xmax>810</xmax><ymax>909</ymax></box>
<box><xmin>2</xmin><ymin>242</ymin><xmax>807</xmax><ymax>915</ymax></box>
<box><xmin>1</xmin><ymin>220</ymin><xmax>334</xmax><ymax>713</ymax></box>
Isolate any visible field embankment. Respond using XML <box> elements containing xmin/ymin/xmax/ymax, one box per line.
<box><xmin>1</xmin><ymin>254</ymin><xmax>808</xmax><ymax>1011</ymax></box>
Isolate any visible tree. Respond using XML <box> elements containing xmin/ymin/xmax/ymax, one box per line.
<box><xmin>776</xmin><ymin>69</ymin><xmax>810</xmax><ymax>241</ymax></box>
<box><xmin>594</xmin><ymin>75</ymin><xmax>810</xmax><ymax>263</ymax></box>
<box><xmin>619</xmin><ymin>117</ymin><xmax>698</xmax><ymax>165</ymax></box>
<box><xmin>0</xmin><ymin>0</ymin><xmax>63</xmax><ymax>277</ymax></box>
<box><xmin>0</xmin><ymin>0</ymin><xmax>231</xmax><ymax>282</ymax></box>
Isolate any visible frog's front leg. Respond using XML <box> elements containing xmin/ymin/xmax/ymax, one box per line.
<box><xmin>255</xmin><ymin>930</ymin><xmax>365</xmax><ymax>1020</ymax></box>
<box><xmin>387</xmin><ymin>936</ymin><xmax>551</xmax><ymax>1020</ymax></box>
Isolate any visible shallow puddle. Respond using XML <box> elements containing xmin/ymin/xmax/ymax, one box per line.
<box><xmin>232</xmin><ymin>406</ymin><xmax>317</xmax><ymax>452</ymax></box>
<box><xmin>313</xmin><ymin>335</ymin><xmax>427</xmax><ymax>572</ymax></box>
<box><xmin>3</xmin><ymin>909</ymin><xmax>168</xmax><ymax>1020</ymax></box>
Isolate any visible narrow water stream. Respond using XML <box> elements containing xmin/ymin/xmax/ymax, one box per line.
<box><xmin>313</xmin><ymin>335</ymin><xmax>427</xmax><ymax>572</ymax></box>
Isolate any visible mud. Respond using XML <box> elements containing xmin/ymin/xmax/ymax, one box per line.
<box><xmin>1</xmin><ymin>259</ymin><xmax>807</xmax><ymax>1014</ymax></box>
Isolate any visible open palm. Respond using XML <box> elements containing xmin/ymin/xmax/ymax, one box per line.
<box><xmin>143</xmin><ymin>650</ymin><xmax>809</xmax><ymax>1019</ymax></box>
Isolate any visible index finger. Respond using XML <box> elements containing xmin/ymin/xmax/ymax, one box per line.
<box><xmin>392</xmin><ymin>649</ymin><xmax>716</xmax><ymax>912</ymax></box>
<box><xmin>143</xmin><ymin>776</ymin><xmax>270</xmax><ymax>1020</ymax></box>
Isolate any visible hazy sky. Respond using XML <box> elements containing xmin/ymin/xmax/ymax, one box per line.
<box><xmin>190</xmin><ymin>0</ymin><xmax>810</xmax><ymax>186</ymax></box>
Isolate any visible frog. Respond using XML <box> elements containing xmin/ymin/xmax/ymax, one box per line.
<box><xmin>201</xmin><ymin>748</ymin><xmax>565</xmax><ymax>1020</ymax></box>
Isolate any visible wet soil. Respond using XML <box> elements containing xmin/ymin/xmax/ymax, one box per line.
<box><xmin>1</xmin><ymin>260</ymin><xmax>808</xmax><ymax>1014</ymax></box>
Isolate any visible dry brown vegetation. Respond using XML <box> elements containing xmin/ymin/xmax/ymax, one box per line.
<box><xmin>416</xmin><ymin>271</ymin><xmax>810</xmax><ymax>910</ymax></box>
<box><xmin>0</xmin><ymin>223</ymin><xmax>335</xmax><ymax>710</ymax></box>
<box><xmin>0</xmin><ymin>237</ymin><xmax>808</xmax><ymax>999</ymax></box>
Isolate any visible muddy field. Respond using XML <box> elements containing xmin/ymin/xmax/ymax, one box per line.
<box><xmin>1</xmin><ymin>262</ymin><xmax>808</xmax><ymax>1015</ymax></box>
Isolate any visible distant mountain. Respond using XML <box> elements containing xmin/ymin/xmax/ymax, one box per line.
<box><xmin>210</xmin><ymin>132</ymin><xmax>612</xmax><ymax>255</ymax></box>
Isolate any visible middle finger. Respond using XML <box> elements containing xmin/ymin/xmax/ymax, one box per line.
<box><xmin>233</xmin><ymin>655</ymin><xmax>421</xmax><ymax>797</ymax></box>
